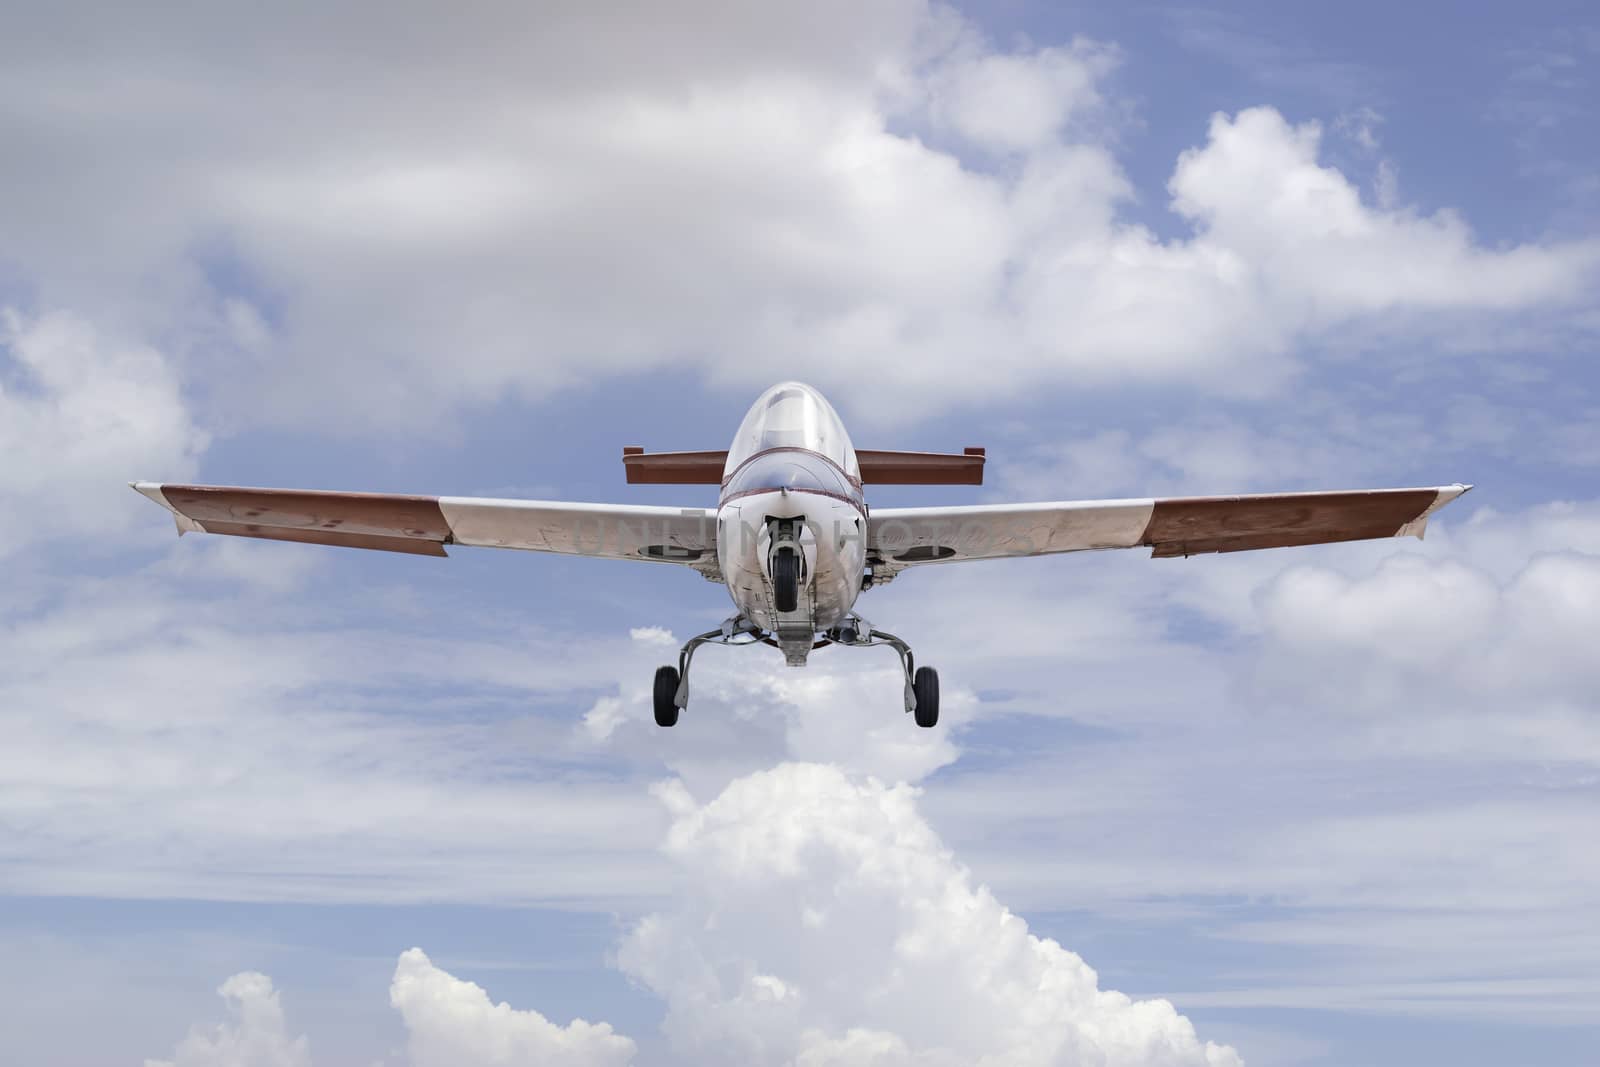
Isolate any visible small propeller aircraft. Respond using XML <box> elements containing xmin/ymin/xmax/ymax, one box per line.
<box><xmin>133</xmin><ymin>382</ymin><xmax>1470</xmax><ymax>728</ymax></box>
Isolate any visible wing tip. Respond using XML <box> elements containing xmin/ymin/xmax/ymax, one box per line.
<box><xmin>130</xmin><ymin>480</ymin><xmax>205</xmax><ymax>535</ymax></box>
<box><xmin>130</xmin><ymin>480</ymin><xmax>171</xmax><ymax>508</ymax></box>
<box><xmin>1400</xmin><ymin>482</ymin><xmax>1475</xmax><ymax>540</ymax></box>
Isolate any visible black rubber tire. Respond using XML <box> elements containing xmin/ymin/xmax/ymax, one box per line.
<box><xmin>912</xmin><ymin>666</ymin><xmax>940</xmax><ymax>728</ymax></box>
<box><xmin>772</xmin><ymin>549</ymin><xmax>800</xmax><ymax>613</ymax></box>
<box><xmin>654</xmin><ymin>665</ymin><xmax>681</xmax><ymax>727</ymax></box>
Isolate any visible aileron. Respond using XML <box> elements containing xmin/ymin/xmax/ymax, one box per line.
<box><xmin>1138</xmin><ymin>486</ymin><xmax>1463</xmax><ymax>558</ymax></box>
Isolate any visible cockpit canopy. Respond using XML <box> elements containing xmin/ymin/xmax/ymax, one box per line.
<box><xmin>725</xmin><ymin>382</ymin><xmax>859</xmax><ymax>479</ymax></box>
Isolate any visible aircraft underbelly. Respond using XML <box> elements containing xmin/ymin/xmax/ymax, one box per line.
<box><xmin>717</xmin><ymin>492</ymin><xmax>864</xmax><ymax>657</ymax></box>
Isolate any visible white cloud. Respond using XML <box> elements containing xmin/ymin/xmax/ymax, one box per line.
<box><xmin>143</xmin><ymin>763</ymin><xmax>1243</xmax><ymax>1066</ymax></box>
<box><xmin>34</xmin><ymin>491</ymin><xmax>1600</xmax><ymax>1061</ymax></box>
<box><xmin>390</xmin><ymin>948</ymin><xmax>636</xmax><ymax>1067</ymax></box>
<box><xmin>1</xmin><ymin>5</ymin><xmax>1592</xmax><ymax>433</ymax></box>
<box><xmin>0</xmin><ymin>561</ymin><xmax>677</xmax><ymax>905</ymax></box>
<box><xmin>145</xmin><ymin>972</ymin><xmax>310</xmax><ymax>1067</ymax></box>
<box><xmin>1251</xmin><ymin>503</ymin><xmax>1600</xmax><ymax>721</ymax></box>
<box><xmin>149</xmin><ymin>953</ymin><xmax>634</xmax><ymax>1067</ymax></box>
<box><xmin>0</xmin><ymin>553</ymin><xmax>956</xmax><ymax>904</ymax></box>
<box><xmin>1257</xmin><ymin>555</ymin><xmax>1504</xmax><ymax>670</ymax></box>
<box><xmin>1334</xmin><ymin>106</ymin><xmax>1384</xmax><ymax>153</ymax></box>
<box><xmin>1169</xmin><ymin>107</ymin><xmax>1598</xmax><ymax>317</ymax></box>
<box><xmin>617</xmin><ymin>763</ymin><xmax>1241</xmax><ymax>1066</ymax></box>
<box><xmin>886</xmin><ymin>498</ymin><xmax>1600</xmax><ymax>1028</ymax></box>
<box><xmin>928</xmin><ymin>40</ymin><xmax>1116</xmax><ymax>152</ymax></box>
<box><xmin>0</xmin><ymin>309</ymin><xmax>206</xmax><ymax>555</ymax></box>
<box><xmin>990</xmin><ymin>406</ymin><xmax>1439</xmax><ymax>502</ymax></box>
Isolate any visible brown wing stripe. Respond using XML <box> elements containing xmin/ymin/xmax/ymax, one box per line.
<box><xmin>160</xmin><ymin>486</ymin><xmax>453</xmax><ymax>542</ymax></box>
<box><xmin>1141</xmin><ymin>488</ymin><xmax>1441</xmax><ymax>557</ymax></box>
<box><xmin>201</xmin><ymin>522</ymin><xmax>450</xmax><ymax>556</ymax></box>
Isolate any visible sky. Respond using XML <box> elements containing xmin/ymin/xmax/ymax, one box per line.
<box><xmin>1</xmin><ymin>1</ymin><xmax>1598</xmax><ymax>1065</ymax></box>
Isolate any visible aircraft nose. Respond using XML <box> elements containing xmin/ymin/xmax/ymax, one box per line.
<box><xmin>767</xmin><ymin>485</ymin><xmax>807</xmax><ymax>518</ymax></box>
<box><xmin>723</xmin><ymin>452</ymin><xmax>856</xmax><ymax>504</ymax></box>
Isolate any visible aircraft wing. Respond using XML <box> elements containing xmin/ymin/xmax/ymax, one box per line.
<box><xmin>866</xmin><ymin>484</ymin><xmax>1472</xmax><ymax>580</ymax></box>
<box><xmin>131</xmin><ymin>482</ymin><xmax>719</xmax><ymax>576</ymax></box>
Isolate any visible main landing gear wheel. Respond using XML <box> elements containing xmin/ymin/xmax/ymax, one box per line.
<box><xmin>912</xmin><ymin>666</ymin><xmax>939</xmax><ymax>728</ymax></box>
<box><xmin>653</xmin><ymin>665</ymin><xmax>681</xmax><ymax>727</ymax></box>
<box><xmin>771</xmin><ymin>549</ymin><xmax>800</xmax><ymax>613</ymax></box>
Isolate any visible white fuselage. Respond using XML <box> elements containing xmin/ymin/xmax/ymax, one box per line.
<box><xmin>714</xmin><ymin>383</ymin><xmax>867</xmax><ymax>662</ymax></box>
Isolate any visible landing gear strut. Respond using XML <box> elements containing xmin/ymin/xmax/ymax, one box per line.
<box><xmin>652</xmin><ymin>616</ymin><xmax>765</xmax><ymax>728</ymax></box>
<box><xmin>826</xmin><ymin>616</ymin><xmax>939</xmax><ymax>728</ymax></box>
<box><xmin>651</xmin><ymin>615</ymin><xmax>939</xmax><ymax>728</ymax></box>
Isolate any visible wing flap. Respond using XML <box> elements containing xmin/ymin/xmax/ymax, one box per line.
<box><xmin>201</xmin><ymin>521</ymin><xmax>449</xmax><ymax>557</ymax></box>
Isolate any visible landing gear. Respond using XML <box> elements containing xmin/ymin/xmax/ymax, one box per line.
<box><xmin>653</xmin><ymin>665</ymin><xmax>681</xmax><ymax>727</ymax></box>
<box><xmin>912</xmin><ymin>666</ymin><xmax>940</xmax><ymax>728</ymax></box>
<box><xmin>651</xmin><ymin>614</ymin><xmax>941</xmax><ymax>728</ymax></box>
<box><xmin>652</xmin><ymin>616</ymin><xmax>765</xmax><ymax>728</ymax></box>
<box><xmin>826</xmin><ymin>615</ymin><xmax>941</xmax><ymax>728</ymax></box>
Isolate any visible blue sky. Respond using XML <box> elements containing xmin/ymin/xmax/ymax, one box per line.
<box><xmin>2</xmin><ymin>2</ymin><xmax>1598</xmax><ymax>1065</ymax></box>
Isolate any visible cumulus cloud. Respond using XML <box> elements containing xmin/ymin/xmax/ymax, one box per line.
<box><xmin>1</xmin><ymin>3</ymin><xmax>1592</xmax><ymax>431</ymax></box>
<box><xmin>927</xmin><ymin>40</ymin><xmax>1118</xmax><ymax>152</ymax></box>
<box><xmin>150</xmin><ymin>954</ymin><xmax>634</xmax><ymax>1067</ymax></box>
<box><xmin>150</xmin><ymin>766</ymin><xmax>1240</xmax><ymax>1066</ymax></box>
<box><xmin>895</xmin><ymin>498</ymin><xmax>1600</xmax><ymax>1025</ymax></box>
<box><xmin>618</xmin><ymin>763</ymin><xmax>1241</xmax><ymax>1066</ymax></box>
<box><xmin>145</xmin><ymin>972</ymin><xmax>310</xmax><ymax>1067</ymax></box>
<box><xmin>1251</xmin><ymin>501</ymin><xmax>1600</xmax><ymax>722</ymax></box>
<box><xmin>1169</xmin><ymin>107</ymin><xmax>1597</xmax><ymax>317</ymax></box>
<box><xmin>391</xmin><ymin>948</ymin><xmax>635</xmax><ymax>1067</ymax></box>
<box><xmin>0</xmin><ymin>309</ymin><xmax>206</xmax><ymax>555</ymax></box>
<box><xmin>1258</xmin><ymin>555</ymin><xmax>1504</xmax><ymax>669</ymax></box>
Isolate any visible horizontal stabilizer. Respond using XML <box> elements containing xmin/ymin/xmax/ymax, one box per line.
<box><xmin>622</xmin><ymin>448</ymin><xmax>726</xmax><ymax>484</ymax></box>
<box><xmin>622</xmin><ymin>447</ymin><xmax>986</xmax><ymax>485</ymax></box>
<box><xmin>858</xmin><ymin>448</ymin><xmax>985</xmax><ymax>485</ymax></box>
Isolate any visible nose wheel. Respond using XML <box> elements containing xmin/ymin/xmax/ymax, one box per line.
<box><xmin>771</xmin><ymin>548</ymin><xmax>800</xmax><ymax>613</ymax></box>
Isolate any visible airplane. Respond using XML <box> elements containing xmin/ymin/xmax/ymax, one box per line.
<box><xmin>132</xmin><ymin>381</ymin><xmax>1471</xmax><ymax>729</ymax></box>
